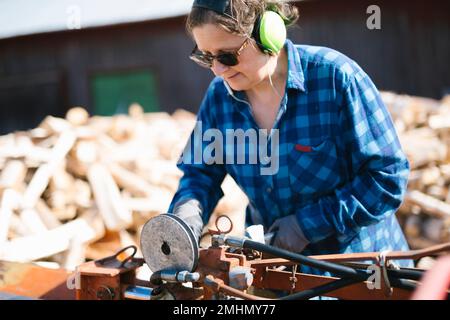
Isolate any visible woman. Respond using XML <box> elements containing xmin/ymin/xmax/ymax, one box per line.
<box><xmin>168</xmin><ymin>0</ymin><xmax>412</xmax><ymax>274</ymax></box>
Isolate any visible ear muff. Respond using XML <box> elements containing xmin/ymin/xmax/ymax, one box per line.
<box><xmin>252</xmin><ymin>11</ymin><xmax>287</xmax><ymax>54</ymax></box>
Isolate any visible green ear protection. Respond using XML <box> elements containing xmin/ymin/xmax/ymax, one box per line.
<box><xmin>252</xmin><ymin>10</ymin><xmax>287</xmax><ymax>54</ymax></box>
<box><xmin>192</xmin><ymin>0</ymin><xmax>287</xmax><ymax>54</ymax></box>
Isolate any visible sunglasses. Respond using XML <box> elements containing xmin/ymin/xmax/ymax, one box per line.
<box><xmin>189</xmin><ymin>38</ymin><xmax>250</xmax><ymax>68</ymax></box>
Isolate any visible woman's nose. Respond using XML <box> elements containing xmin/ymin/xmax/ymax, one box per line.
<box><xmin>211</xmin><ymin>60</ymin><xmax>230</xmax><ymax>76</ymax></box>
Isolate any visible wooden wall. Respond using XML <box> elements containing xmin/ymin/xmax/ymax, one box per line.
<box><xmin>0</xmin><ymin>0</ymin><xmax>448</xmax><ymax>134</ymax></box>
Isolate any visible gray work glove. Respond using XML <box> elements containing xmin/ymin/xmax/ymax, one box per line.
<box><xmin>268</xmin><ymin>214</ymin><xmax>310</xmax><ymax>253</ymax></box>
<box><xmin>172</xmin><ymin>198</ymin><xmax>204</xmax><ymax>244</ymax></box>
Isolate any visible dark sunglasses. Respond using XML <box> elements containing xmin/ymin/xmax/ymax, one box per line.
<box><xmin>189</xmin><ymin>38</ymin><xmax>250</xmax><ymax>68</ymax></box>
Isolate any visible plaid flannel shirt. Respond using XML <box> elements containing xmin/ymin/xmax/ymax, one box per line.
<box><xmin>168</xmin><ymin>39</ymin><xmax>412</xmax><ymax>273</ymax></box>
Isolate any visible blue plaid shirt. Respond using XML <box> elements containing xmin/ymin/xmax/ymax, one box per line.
<box><xmin>168</xmin><ymin>39</ymin><xmax>412</xmax><ymax>273</ymax></box>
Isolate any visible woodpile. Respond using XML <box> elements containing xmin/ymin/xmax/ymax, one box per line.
<box><xmin>382</xmin><ymin>92</ymin><xmax>450</xmax><ymax>250</ymax></box>
<box><xmin>0</xmin><ymin>105</ymin><xmax>248</xmax><ymax>270</ymax></box>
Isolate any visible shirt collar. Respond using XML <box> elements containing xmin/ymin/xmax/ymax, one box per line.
<box><xmin>222</xmin><ymin>38</ymin><xmax>307</xmax><ymax>101</ymax></box>
<box><xmin>284</xmin><ymin>39</ymin><xmax>307</xmax><ymax>92</ymax></box>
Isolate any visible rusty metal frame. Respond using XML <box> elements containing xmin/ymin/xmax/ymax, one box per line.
<box><xmin>2</xmin><ymin>242</ymin><xmax>449</xmax><ymax>300</ymax></box>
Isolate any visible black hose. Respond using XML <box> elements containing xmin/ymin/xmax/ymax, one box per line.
<box><xmin>343</xmin><ymin>263</ymin><xmax>424</xmax><ymax>281</ymax></box>
<box><xmin>279</xmin><ymin>277</ymin><xmax>362</xmax><ymax>300</ymax></box>
<box><xmin>389</xmin><ymin>278</ymin><xmax>417</xmax><ymax>291</ymax></box>
<box><xmin>242</xmin><ymin>239</ymin><xmax>371</xmax><ymax>281</ymax></box>
<box><xmin>278</xmin><ymin>277</ymin><xmax>417</xmax><ymax>300</ymax></box>
<box><xmin>384</xmin><ymin>269</ymin><xmax>423</xmax><ymax>281</ymax></box>
<box><xmin>241</xmin><ymin>239</ymin><xmax>426</xmax><ymax>293</ymax></box>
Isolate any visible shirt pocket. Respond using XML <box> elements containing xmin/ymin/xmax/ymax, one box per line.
<box><xmin>288</xmin><ymin>138</ymin><xmax>341</xmax><ymax>197</ymax></box>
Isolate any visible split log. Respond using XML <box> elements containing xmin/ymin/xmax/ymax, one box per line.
<box><xmin>420</xmin><ymin>167</ymin><xmax>441</xmax><ymax>187</ymax></box>
<box><xmin>440</xmin><ymin>164</ymin><xmax>450</xmax><ymax>183</ymax></box>
<box><xmin>426</xmin><ymin>185</ymin><xmax>448</xmax><ymax>201</ymax></box>
<box><xmin>128</xmin><ymin>103</ymin><xmax>144</xmax><ymax>119</ymax></box>
<box><xmin>0</xmin><ymin>189</ymin><xmax>20</xmax><ymax>244</ymax></box>
<box><xmin>48</xmin><ymin>190</ymin><xmax>77</xmax><ymax>221</ymax></box>
<box><xmin>108</xmin><ymin>115</ymin><xmax>136</xmax><ymax>142</ymax></box>
<box><xmin>65</xmin><ymin>107</ymin><xmax>89</xmax><ymax>126</ymax></box>
<box><xmin>73</xmin><ymin>179</ymin><xmax>92</xmax><ymax>209</ymax></box>
<box><xmin>85</xmin><ymin>231</ymin><xmax>122</xmax><ymax>261</ymax></box>
<box><xmin>422</xmin><ymin>218</ymin><xmax>445</xmax><ymax>243</ymax></box>
<box><xmin>8</xmin><ymin>213</ymin><xmax>30</xmax><ymax>238</ymax></box>
<box><xmin>416</xmin><ymin>257</ymin><xmax>436</xmax><ymax>270</ymax></box>
<box><xmin>0</xmin><ymin>209</ymin><xmax>104</xmax><ymax>262</ymax></box>
<box><xmin>87</xmin><ymin>163</ymin><xmax>132</xmax><ymax>231</ymax></box>
<box><xmin>19</xmin><ymin>208</ymin><xmax>48</xmax><ymax>235</ymax></box>
<box><xmin>71</xmin><ymin>140</ymin><xmax>97</xmax><ymax>163</ymax></box>
<box><xmin>0</xmin><ymin>160</ymin><xmax>27</xmax><ymax>191</ymax></box>
<box><xmin>39</xmin><ymin>116</ymin><xmax>72</xmax><ymax>134</ymax></box>
<box><xmin>28</xmin><ymin>127</ymin><xmax>51</xmax><ymax>139</ymax></box>
<box><xmin>108</xmin><ymin>163</ymin><xmax>154</xmax><ymax>197</ymax></box>
<box><xmin>404</xmin><ymin>190</ymin><xmax>450</xmax><ymax>219</ymax></box>
<box><xmin>429</xmin><ymin>113</ymin><xmax>450</xmax><ymax>131</ymax></box>
<box><xmin>21</xmin><ymin>130</ymin><xmax>77</xmax><ymax>209</ymax></box>
<box><xmin>400</xmin><ymin>130</ymin><xmax>447</xmax><ymax>169</ymax></box>
<box><xmin>122</xmin><ymin>188</ymin><xmax>173</xmax><ymax>214</ymax></box>
<box><xmin>33</xmin><ymin>261</ymin><xmax>61</xmax><ymax>269</ymax></box>
<box><xmin>62</xmin><ymin>236</ymin><xmax>86</xmax><ymax>271</ymax></box>
<box><xmin>36</xmin><ymin>199</ymin><xmax>62</xmax><ymax>229</ymax></box>
<box><xmin>404</xmin><ymin>215</ymin><xmax>422</xmax><ymax>238</ymax></box>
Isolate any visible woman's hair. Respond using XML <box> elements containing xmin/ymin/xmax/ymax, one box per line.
<box><xmin>186</xmin><ymin>0</ymin><xmax>299</xmax><ymax>37</ymax></box>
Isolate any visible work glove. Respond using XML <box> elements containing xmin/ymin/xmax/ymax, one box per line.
<box><xmin>268</xmin><ymin>214</ymin><xmax>310</xmax><ymax>253</ymax></box>
<box><xmin>172</xmin><ymin>198</ymin><xmax>204</xmax><ymax>244</ymax></box>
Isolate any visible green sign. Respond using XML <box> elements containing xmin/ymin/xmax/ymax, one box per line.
<box><xmin>92</xmin><ymin>70</ymin><xmax>159</xmax><ymax>116</ymax></box>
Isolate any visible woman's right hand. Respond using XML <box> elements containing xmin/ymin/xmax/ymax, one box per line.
<box><xmin>172</xmin><ymin>198</ymin><xmax>204</xmax><ymax>244</ymax></box>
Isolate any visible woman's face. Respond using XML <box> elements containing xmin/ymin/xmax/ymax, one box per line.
<box><xmin>192</xmin><ymin>23</ymin><xmax>269</xmax><ymax>91</ymax></box>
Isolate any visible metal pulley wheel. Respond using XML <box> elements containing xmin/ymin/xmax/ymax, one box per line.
<box><xmin>140</xmin><ymin>214</ymin><xmax>199</xmax><ymax>273</ymax></box>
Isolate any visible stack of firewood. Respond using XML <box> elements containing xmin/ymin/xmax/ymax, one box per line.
<box><xmin>381</xmin><ymin>92</ymin><xmax>450</xmax><ymax>250</ymax></box>
<box><xmin>0</xmin><ymin>104</ymin><xmax>247</xmax><ymax>270</ymax></box>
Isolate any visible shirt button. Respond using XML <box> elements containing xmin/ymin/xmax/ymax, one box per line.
<box><xmin>266</xmin><ymin>187</ymin><xmax>272</xmax><ymax>193</ymax></box>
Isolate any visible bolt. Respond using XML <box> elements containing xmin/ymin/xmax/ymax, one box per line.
<box><xmin>96</xmin><ymin>286</ymin><xmax>115</xmax><ymax>300</ymax></box>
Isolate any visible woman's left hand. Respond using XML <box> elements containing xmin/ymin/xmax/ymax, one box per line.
<box><xmin>268</xmin><ymin>214</ymin><xmax>310</xmax><ymax>253</ymax></box>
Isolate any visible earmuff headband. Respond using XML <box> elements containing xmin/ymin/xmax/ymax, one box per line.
<box><xmin>192</xmin><ymin>0</ymin><xmax>231</xmax><ymax>15</ymax></box>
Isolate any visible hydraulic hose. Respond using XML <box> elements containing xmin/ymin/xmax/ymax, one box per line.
<box><xmin>227</xmin><ymin>236</ymin><xmax>423</xmax><ymax>287</ymax></box>
<box><xmin>236</xmin><ymin>238</ymin><xmax>371</xmax><ymax>281</ymax></box>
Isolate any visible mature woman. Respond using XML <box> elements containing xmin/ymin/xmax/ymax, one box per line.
<box><xmin>168</xmin><ymin>0</ymin><xmax>412</xmax><ymax>274</ymax></box>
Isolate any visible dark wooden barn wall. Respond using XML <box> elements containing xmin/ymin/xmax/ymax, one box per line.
<box><xmin>0</xmin><ymin>0</ymin><xmax>448</xmax><ymax>134</ymax></box>
<box><xmin>290</xmin><ymin>0</ymin><xmax>450</xmax><ymax>99</ymax></box>
<box><xmin>0</xmin><ymin>16</ymin><xmax>207</xmax><ymax>134</ymax></box>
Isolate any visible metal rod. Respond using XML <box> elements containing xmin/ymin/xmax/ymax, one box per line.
<box><xmin>203</xmin><ymin>276</ymin><xmax>268</xmax><ymax>300</ymax></box>
<box><xmin>279</xmin><ymin>277</ymin><xmax>362</xmax><ymax>300</ymax></box>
